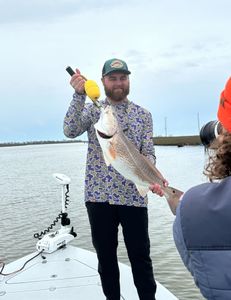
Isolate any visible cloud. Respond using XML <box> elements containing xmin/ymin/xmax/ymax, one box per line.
<box><xmin>0</xmin><ymin>0</ymin><xmax>144</xmax><ymax>24</ymax></box>
<box><xmin>0</xmin><ymin>0</ymin><xmax>231</xmax><ymax>141</ymax></box>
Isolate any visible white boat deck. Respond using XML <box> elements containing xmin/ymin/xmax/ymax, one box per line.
<box><xmin>0</xmin><ymin>245</ymin><xmax>178</xmax><ymax>299</ymax></box>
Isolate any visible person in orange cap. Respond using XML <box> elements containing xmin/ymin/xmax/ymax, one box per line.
<box><xmin>173</xmin><ymin>77</ymin><xmax>231</xmax><ymax>300</ymax></box>
<box><xmin>217</xmin><ymin>77</ymin><xmax>231</xmax><ymax>132</ymax></box>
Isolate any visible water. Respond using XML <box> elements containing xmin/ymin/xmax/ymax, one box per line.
<box><xmin>0</xmin><ymin>143</ymin><xmax>207</xmax><ymax>300</ymax></box>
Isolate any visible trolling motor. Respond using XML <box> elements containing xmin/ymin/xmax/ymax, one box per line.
<box><xmin>35</xmin><ymin>173</ymin><xmax>77</xmax><ymax>254</ymax></box>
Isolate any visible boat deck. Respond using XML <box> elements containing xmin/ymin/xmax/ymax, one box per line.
<box><xmin>0</xmin><ymin>245</ymin><xmax>178</xmax><ymax>299</ymax></box>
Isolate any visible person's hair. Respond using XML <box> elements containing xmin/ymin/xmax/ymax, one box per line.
<box><xmin>204</xmin><ymin>132</ymin><xmax>231</xmax><ymax>181</ymax></box>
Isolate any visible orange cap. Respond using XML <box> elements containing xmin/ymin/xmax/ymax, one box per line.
<box><xmin>217</xmin><ymin>77</ymin><xmax>231</xmax><ymax>132</ymax></box>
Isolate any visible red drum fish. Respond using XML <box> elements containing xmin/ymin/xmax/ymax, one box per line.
<box><xmin>94</xmin><ymin>105</ymin><xmax>183</xmax><ymax>215</ymax></box>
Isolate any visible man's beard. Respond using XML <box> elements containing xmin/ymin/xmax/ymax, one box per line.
<box><xmin>104</xmin><ymin>86</ymin><xmax>130</xmax><ymax>102</ymax></box>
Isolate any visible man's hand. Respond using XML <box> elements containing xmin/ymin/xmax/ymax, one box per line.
<box><xmin>149</xmin><ymin>179</ymin><xmax>169</xmax><ymax>197</ymax></box>
<box><xmin>70</xmin><ymin>69</ymin><xmax>86</xmax><ymax>94</ymax></box>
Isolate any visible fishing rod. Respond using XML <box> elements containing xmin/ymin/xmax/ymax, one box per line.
<box><xmin>66</xmin><ymin>66</ymin><xmax>102</xmax><ymax>109</ymax></box>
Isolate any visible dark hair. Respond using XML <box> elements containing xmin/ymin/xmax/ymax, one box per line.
<box><xmin>204</xmin><ymin>132</ymin><xmax>231</xmax><ymax>181</ymax></box>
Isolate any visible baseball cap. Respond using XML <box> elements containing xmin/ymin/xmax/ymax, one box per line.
<box><xmin>102</xmin><ymin>58</ymin><xmax>131</xmax><ymax>77</ymax></box>
<box><xmin>217</xmin><ymin>77</ymin><xmax>231</xmax><ymax>132</ymax></box>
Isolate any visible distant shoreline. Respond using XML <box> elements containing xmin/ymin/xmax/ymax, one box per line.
<box><xmin>0</xmin><ymin>140</ymin><xmax>88</xmax><ymax>147</ymax></box>
<box><xmin>153</xmin><ymin>135</ymin><xmax>201</xmax><ymax>146</ymax></box>
<box><xmin>0</xmin><ymin>135</ymin><xmax>201</xmax><ymax>147</ymax></box>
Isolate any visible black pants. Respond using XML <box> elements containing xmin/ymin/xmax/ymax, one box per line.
<box><xmin>86</xmin><ymin>202</ymin><xmax>156</xmax><ymax>300</ymax></box>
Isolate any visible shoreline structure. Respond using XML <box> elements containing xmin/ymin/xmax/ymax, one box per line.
<box><xmin>0</xmin><ymin>135</ymin><xmax>201</xmax><ymax>147</ymax></box>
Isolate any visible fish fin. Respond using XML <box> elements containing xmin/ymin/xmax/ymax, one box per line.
<box><xmin>109</xmin><ymin>143</ymin><xmax>117</xmax><ymax>160</ymax></box>
<box><xmin>102</xmin><ymin>151</ymin><xmax>112</xmax><ymax>166</ymax></box>
<box><xmin>135</xmin><ymin>185</ymin><xmax>149</xmax><ymax>197</ymax></box>
<box><xmin>102</xmin><ymin>144</ymin><xmax>116</xmax><ymax>166</ymax></box>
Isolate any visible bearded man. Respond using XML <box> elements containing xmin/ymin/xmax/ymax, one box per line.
<box><xmin>63</xmin><ymin>58</ymin><xmax>160</xmax><ymax>300</ymax></box>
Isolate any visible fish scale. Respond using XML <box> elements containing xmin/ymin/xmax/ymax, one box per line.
<box><xmin>112</xmin><ymin>133</ymin><xmax>161</xmax><ymax>184</ymax></box>
<box><xmin>95</xmin><ymin>105</ymin><xmax>183</xmax><ymax>215</ymax></box>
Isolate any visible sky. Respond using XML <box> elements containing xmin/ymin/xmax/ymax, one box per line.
<box><xmin>0</xmin><ymin>0</ymin><xmax>231</xmax><ymax>142</ymax></box>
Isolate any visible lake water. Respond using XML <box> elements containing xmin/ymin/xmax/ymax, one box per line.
<box><xmin>0</xmin><ymin>143</ymin><xmax>207</xmax><ymax>300</ymax></box>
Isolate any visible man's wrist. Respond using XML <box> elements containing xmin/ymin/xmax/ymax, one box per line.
<box><xmin>73</xmin><ymin>92</ymin><xmax>86</xmax><ymax>99</ymax></box>
<box><xmin>74</xmin><ymin>91</ymin><xmax>86</xmax><ymax>96</ymax></box>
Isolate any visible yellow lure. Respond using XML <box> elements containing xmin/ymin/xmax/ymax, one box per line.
<box><xmin>84</xmin><ymin>80</ymin><xmax>100</xmax><ymax>102</ymax></box>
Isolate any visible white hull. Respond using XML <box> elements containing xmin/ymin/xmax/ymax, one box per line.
<box><xmin>0</xmin><ymin>244</ymin><xmax>178</xmax><ymax>299</ymax></box>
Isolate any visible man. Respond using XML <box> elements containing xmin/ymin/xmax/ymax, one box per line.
<box><xmin>63</xmin><ymin>58</ymin><xmax>159</xmax><ymax>300</ymax></box>
<box><xmin>173</xmin><ymin>77</ymin><xmax>231</xmax><ymax>299</ymax></box>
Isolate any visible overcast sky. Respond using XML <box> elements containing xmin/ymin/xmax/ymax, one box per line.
<box><xmin>0</xmin><ymin>0</ymin><xmax>231</xmax><ymax>142</ymax></box>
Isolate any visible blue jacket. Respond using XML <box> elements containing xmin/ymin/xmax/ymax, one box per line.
<box><xmin>173</xmin><ymin>176</ymin><xmax>231</xmax><ymax>300</ymax></box>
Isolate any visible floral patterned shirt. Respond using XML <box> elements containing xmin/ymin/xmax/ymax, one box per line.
<box><xmin>63</xmin><ymin>93</ymin><xmax>156</xmax><ymax>207</ymax></box>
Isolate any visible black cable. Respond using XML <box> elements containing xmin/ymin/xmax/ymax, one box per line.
<box><xmin>33</xmin><ymin>212</ymin><xmax>63</xmax><ymax>239</ymax></box>
<box><xmin>34</xmin><ymin>185</ymin><xmax>70</xmax><ymax>240</ymax></box>
<box><xmin>0</xmin><ymin>250</ymin><xmax>44</xmax><ymax>276</ymax></box>
<box><xmin>64</xmin><ymin>185</ymin><xmax>70</xmax><ymax>208</ymax></box>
